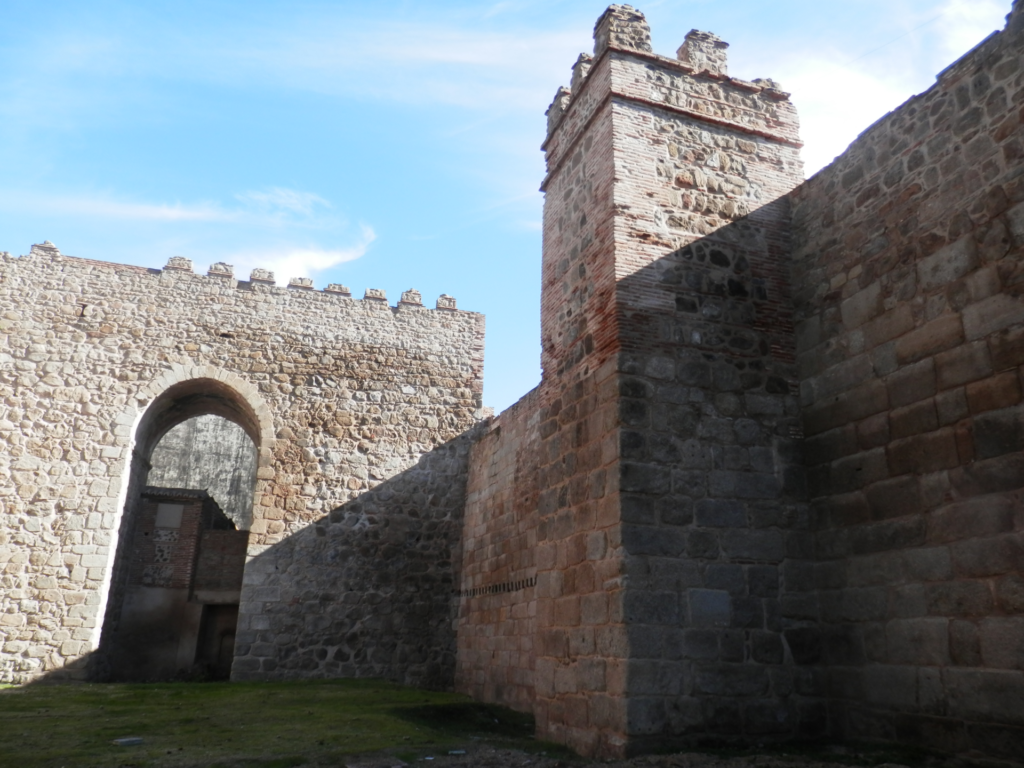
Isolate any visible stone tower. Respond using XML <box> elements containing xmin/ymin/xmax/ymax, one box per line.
<box><xmin>459</xmin><ymin>4</ymin><xmax>810</xmax><ymax>757</ymax></box>
<box><xmin>537</xmin><ymin>4</ymin><xmax>809</xmax><ymax>753</ymax></box>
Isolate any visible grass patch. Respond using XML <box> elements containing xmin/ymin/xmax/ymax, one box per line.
<box><xmin>0</xmin><ymin>678</ymin><xmax>541</xmax><ymax>767</ymax></box>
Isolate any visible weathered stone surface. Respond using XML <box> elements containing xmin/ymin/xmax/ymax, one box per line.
<box><xmin>0</xmin><ymin>244</ymin><xmax>484</xmax><ymax>689</ymax></box>
<box><xmin>3</xmin><ymin>2</ymin><xmax>1024</xmax><ymax>765</ymax></box>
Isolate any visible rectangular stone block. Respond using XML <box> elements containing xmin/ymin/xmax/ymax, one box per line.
<box><xmin>935</xmin><ymin>340</ymin><xmax>992</xmax><ymax>389</ymax></box>
<box><xmin>979</xmin><ymin>617</ymin><xmax>1024</xmax><ymax>670</ymax></box>
<box><xmin>886</xmin><ymin>618</ymin><xmax>949</xmax><ymax>665</ymax></box>
<box><xmin>966</xmin><ymin>371</ymin><xmax>1022</xmax><ymax>414</ymax></box>
<box><xmin>963</xmin><ymin>293</ymin><xmax>1024</xmax><ymax>340</ymax></box>
<box><xmin>917</xmin><ymin>236</ymin><xmax>978</xmax><ymax>291</ymax></box>
<box><xmin>841</xmin><ymin>282</ymin><xmax>882</xmax><ymax>329</ymax></box>
<box><xmin>989</xmin><ymin>326</ymin><xmax>1024</xmax><ymax>369</ymax></box>
<box><xmin>945</xmin><ymin>668</ymin><xmax>1024</xmax><ymax>725</ymax></box>
<box><xmin>889</xmin><ymin>400</ymin><xmax>939</xmax><ymax>440</ymax></box>
<box><xmin>887</xmin><ymin>359</ymin><xmax>937</xmax><ymax>408</ymax></box>
<box><xmin>694</xmin><ymin>663</ymin><xmax>770</xmax><ymax>697</ymax></box>
<box><xmin>927</xmin><ymin>497</ymin><xmax>1015</xmax><ymax>543</ymax></box>
<box><xmin>887</xmin><ymin>428</ymin><xmax>959</xmax><ymax>476</ymax></box>
<box><xmin>895</xmin><ymin>313</ymin><xmax>964</xmax><ymax>366</ymax></box>
<box><xmin>925</xmin><ymin>580</ymin><xmax>995</xmax><ymax>617</ymax></box>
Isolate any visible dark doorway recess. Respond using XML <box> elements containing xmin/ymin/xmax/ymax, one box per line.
<box><xmin>94</xmin><ymin>379</ymin><xmax>258</xmax><ymax>681</ymax></box>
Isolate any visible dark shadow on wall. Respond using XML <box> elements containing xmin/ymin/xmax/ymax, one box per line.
<box><xmin>610</xmin><ymin>200</ymin><xmax>820</xmax><ymax>748</ymax></box>
<box><xmin>228</xmin><ymin>424</ymin><xmax>488</xmax><ymax>691</ymax></box>
<box><xmin>28</xmin><ymin>424</ymin><xmax>485</xmax><ymax>691</ymax></box>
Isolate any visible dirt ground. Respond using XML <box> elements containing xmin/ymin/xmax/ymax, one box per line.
<box><xmin>343</xmin><ymin>743</ymin><xmax>985</xmax><ymax>768</ymax></box>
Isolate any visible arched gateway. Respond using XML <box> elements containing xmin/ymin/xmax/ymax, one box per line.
<box><xmin>0</xmin><ymin>247</ymin><xmax>484</xmax><ymax>685</ymax></box>
<box><xmin>94</xmin><ymin>375</ymin><xmax>270</xmax><ymax>681</ymax></box>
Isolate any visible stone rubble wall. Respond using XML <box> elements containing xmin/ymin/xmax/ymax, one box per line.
<box><xmin>0</xmin><ymin>245</ymin><xmax>483</xmax><ymax>685</ymax></box>
<box><xmin>789</xmin><ymin>5</ymin><xmax>1024</xmax><ymax>759</ymax></box>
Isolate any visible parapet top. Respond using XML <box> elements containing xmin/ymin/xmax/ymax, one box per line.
<box><xmin>678</xmin><ymin>29</ymin><xmax>729</xmax><ymax>76</ymax></box>
<box><xmin>16</xmin><ymin>244</ymin><xmax>463</xmax><ymax>311</ymax></box>
<box><xmin>545</xmin><ymin>5</ymin><xmax>789</xmax><ymax>140</ymax></box>
<box><xmin>594</xmin><ymin>5</ymin><xmax>652</xmax><ymax>56</ymax></box>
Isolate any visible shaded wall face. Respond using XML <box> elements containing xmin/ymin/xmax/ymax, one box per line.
<box><xmin>0</xmin><ymin>250</ymin><xmax>484</xmax><ymax>684</ymax></box>
<box><xmin>789</xmin><ymin>10</ymin><xmax>1024</xmax><ymax>759</ymax></box>
<box><xmin>237</xmin><ymin>430</ymin><xmax>482</xmax><ymax>689</ymax></box>
<box><xmin>107</xmin><ymin>494</ymin><xmax>247</xmax><ymax>682</ymax></box>
<box><xmin>148</xmin><ymin>415</ymin><xmax>258</xmax><ymax>529</ymax></box>
<box><xmin>604</xmin><ymin>51</ymin><xmax>813</xmax><ymax>747</ymax></box>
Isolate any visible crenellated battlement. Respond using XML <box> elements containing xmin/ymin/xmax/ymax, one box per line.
<box><xmin>4</xmin><ymin>242</ymin><xmax>464</xmax><ymax>313</ymax></box>
<box><xmin>542</xmin><ymin>4</ymin><xmax>799</xmax><ymax>164</ymax></box>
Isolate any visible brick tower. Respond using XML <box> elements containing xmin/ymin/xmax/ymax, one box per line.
<box><xmin>534</xmin><ymin>4</ymin><xmax>809</xmax><ymax>754</ymax></box>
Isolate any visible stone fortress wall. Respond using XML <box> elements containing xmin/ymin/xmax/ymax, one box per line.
<box><xmin>456</xmin><ymin>1</ymin><xmax>1024</xmax><ymax>762</ymax></box>
<box><xmin>2</xmin><ymin>1</ymin><xmax>1024</xmax><ymax>764</ymax></box>
<box><xmin>0</xmin><ymin>245</ymin><xmax>484</xmax><ymax>688</ymax></box>
<box><xmin>789</xmin><ymin>6</ymin><xmax>1024</xmax><ymax>753</ymax></box>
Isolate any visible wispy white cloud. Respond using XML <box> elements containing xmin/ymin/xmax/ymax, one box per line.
<box><xmin>0</xmin><ymin>186</ymin><xmax>340</xmax><ymax>228</ymax></box>
<box><xmin>224</xmin><ymin>225</ymin><xmax>377</xmax><ymax>286</ymax></box>
<box><xmin>772</xmin><ymin>0</ymin><xmax>1008</xmax><ymax>176</ymax></box>
<box><xmin>0</xmin><ymin>185</ymin><xmax>375</xmax><ymax>283</ymax></box>
<box><xmin>936</xmin><ymin>0</ymin><xmax>1007</xmax><ymax>59</ymax></box>
<box><xmin>235</xmin><ymin>187</ymin><xmax>331</xmax><ymax>218</ymax></box>
<box><xmin>0</xmin><ymin>192</ymin><xmax>232</xmax><ymax>222</ymax></box>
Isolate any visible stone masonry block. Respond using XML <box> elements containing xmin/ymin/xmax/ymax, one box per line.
<box><xmin>973</xmin><ymin>404</ymin><xmax>1024</xmax><ymax>459</ymax></box>
<box><xmin>979</xmin><ymin>617</ymin><xmax>1024</xmax><ymax>670</ymax></box>
<box><xmin>996</xmin><ymin>574</ymin><xmax>1024</xmax><ymax>613</ymax></box>
<box><xmin>624</xmin><ymin>591</ymin><xmax>680</xmax><ymax>626</ymax></box>
<box><xmin>889</xmin><ymin>400</ymin><xmax>939</xmax><ymax>440</ymax></box>
<box><xmin>949</xmin><ymin>452</ymin><xmax>1024</xmax><ymax>495</ymax></box>
<box><xmin>887</xmin><ymin>428</ymin><xmax>959</xmax><ymax>476</ymax></box>
<box><xmin>865</xmin><ymin>475</ymin><xmax>923</xmax><ymax>520</ymax></box>
<box><xmin>902</xmin><ymin>547</ymin><xmax>953</xmax><ymax>582</ymax></box>
<box><xmin>917</xmin><ymin>236</ymin><xmax>978</xmax><ymax>292</ymax></box>
<box><xmin>688</xmin><ymin>589</ymin><xmax>731</xmax><ymax>627</ymax></box>
<box><xmin>694</xmin><ymin>663</ymin><xmax>770</xmax><ymax>697</ymax></box>
<box><xmin>945</xmin><ymin>668</ymin><xmax>1024</xmax><ymax>726</ymax></box>
<box><xmin>887</xmin><ymin>359</ymin><xmax>937</xmax><ymax>408</ymax></box>
<box><xmin>720</xmin><ymin>529</ymin><xmax>785</xmax><ymax>561</ymax></box>
<box><xmin>862</xmin><ymin>664</ymin><xmax>918</xmax><ymax>711</ymax></box>
<box><xmin>841</xmin><ymin>282</ymin><xmax>882</xmax><ymax>329</ymax></box>
<box><xmin>950</xmin><ymin>619</ymin><xmax>982</xmax><ymax>666</ymax></box>
<box><xmin>936</xmin><ymin>340</ymin><xmax>993</xmax><ymax>389</ymax></box>
<box><xmin>963</xmin><ymin>293</ymin><xmax>1024</xmax><ymax>341</ymax></box>
<box><xmin>622</xmin><ymin>524</ymin><xmax>686</xmax><ymax>557</ymax></box>
<box><xmin>695</xmin><ymin>499</ymin><xmax>746</xmax><ymax>527</ymax></box>
<box><xmin>709</xmin><ymin>471</ymin><xmax>781</xmax><ymax>499</ymax></box>
<box><xmin>886</xmin><ymin>618</ymin><xmax>950</xmax><ymax>665</ymax></box>
<box><xmin>951</xmin><ymin>534</ymin><xmax>1024</xmax><ymax>578</ymax></box>
<box><xmin>936</xmin><ymin>387</ymin><xmax>969</xmax><ymax>425</ymax></box>
<box><xmin>966</xmin><ymin>371</ymin><xmax>1021</xmax><ymax>414</ymax></box>
<box><xmin>620</xmin><ymin>463</ymin><xmax>671</xmax><ymax>495</ymax></box>
<box><xmin>895</xmin><ymin>313</ymin><xmax>965</xmax><ymax>366</ymax></box>
<box><xmin>990</xmin><ymin>326</ymin><xmax>1024</xmax><ymax>369</ymax></box>
<box><xmin>925</xmin><ymin>580</ymin><xmax>995</xmax><ymax>617</ymax></box>
<box><xmin>928</xmin><ymin>497</ymin><xmax>1015</xmax><ymax>544</ymax></box>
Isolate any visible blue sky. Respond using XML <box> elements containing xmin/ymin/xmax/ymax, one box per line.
<box><xmin>0</xmin><ymin>0</ymin><xmax>1010</xmax><ymax>412</ymax></box>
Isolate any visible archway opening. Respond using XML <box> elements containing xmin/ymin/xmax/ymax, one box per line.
<box><xmin>96</xmin><ymin>379</ymin><xmax>260</xmax><ymax>682</ymax></box>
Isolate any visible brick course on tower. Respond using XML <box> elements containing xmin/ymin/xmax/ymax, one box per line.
<box><xmin>3</xmin><ymin>2</ymin><xmax>1024</xmax><ymax>764</ymax></box>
